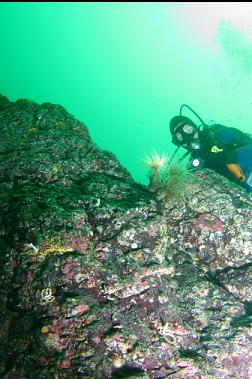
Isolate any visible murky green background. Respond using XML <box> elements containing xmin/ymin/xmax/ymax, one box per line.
<box><xmin>1</xmin><ymin>2</ymin><xmax>252</xmax><ymax>184</ymax></box>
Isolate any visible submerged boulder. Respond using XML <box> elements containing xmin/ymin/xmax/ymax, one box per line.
<box><xmin>0</xmin><ymin>94</ymin><xmax>252</xmax><ymax>379</ymax></box>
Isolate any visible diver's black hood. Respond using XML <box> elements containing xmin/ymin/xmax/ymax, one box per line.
<box><xmin>170</xmin><ymin>115</ymin><xmax>200</xmax><ymax>148</ymax></box>
<box><xmin>170</xmin><ymin>115</ymin><xmax>197</xmax><ymax>133</ymax></box>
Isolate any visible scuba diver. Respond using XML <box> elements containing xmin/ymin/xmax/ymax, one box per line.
<box><xmin>169</xmin><ymin>104</ymin><xmax>252</xmax><ymax>193</ymax></box>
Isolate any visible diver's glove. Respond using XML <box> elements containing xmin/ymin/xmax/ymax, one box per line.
<box><xmin>226</xmin><ymin>163</ymin><xmax>245</xmax><ymax>182</ymax></box>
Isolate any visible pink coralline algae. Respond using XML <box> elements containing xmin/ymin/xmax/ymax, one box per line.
<box><xmin>62</xmin><ymin>233</ymin><xmax>89</xmax><ymax>253</ymax></box>
<box><xmin>223</xmin><ymin>353</ymin><xmax>250</xmax><ymax>368</ymax></box>
<box><xmin>75</xmin><ymin>304</ymin><xmax>89</xmax><ymax>315</ymax></box>
<box><xmin>57</xmin><ymin>359</ymin><xmax>71</xmax><ymax>369</ymax></box>
<box><xmin>176</xmin><ymin>359</ymin><xmax>202</xmax><ymax>378</ymax></box>
<box><xmin>61</xmin><ymin>259</ymin><xmax>81</xmax><ymax>276</ymax></box>
<box><xmin>11</xmin><ymin>259</ymin><xmax>17</xmax><ymax>268</ymax></box>
<box><xmin>193</xmin><ymin>213</ymin><xmax>224</xmax><ymax>232</ymax></box>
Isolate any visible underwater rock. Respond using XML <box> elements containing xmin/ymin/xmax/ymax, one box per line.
<box><xmin>0</xmin><ymin>94</ymin><xmax>252</xmax><ymax>378</ymax></box>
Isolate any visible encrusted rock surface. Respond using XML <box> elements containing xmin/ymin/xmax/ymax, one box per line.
<box><xmin>0</xmin><ymin>94</ymin><xmax>252</xmax><ymax>378</ymax></box>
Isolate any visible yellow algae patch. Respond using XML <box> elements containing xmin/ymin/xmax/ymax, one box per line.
<box><xmin>23</xmin><ymin>237</ymin><xmax>73</xmax><ymax>257</ymax></box>
<box><xmin>42</xmin><ymin>244</ymin><xmax>73</xmax><ymax>255</ymax></box>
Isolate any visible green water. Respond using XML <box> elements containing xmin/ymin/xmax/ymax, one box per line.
<box><xmin>1</xmin><ymin>2</ymin><xmax>252</xmax><ymax>184</ymax></box>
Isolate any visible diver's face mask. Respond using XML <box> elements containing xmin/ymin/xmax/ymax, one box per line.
<box><xmin>173</xmin><ymin>122</ymin><xmax>201</xmax><ymax>151</ymax></box>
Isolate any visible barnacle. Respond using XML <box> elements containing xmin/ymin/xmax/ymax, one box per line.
<box><xmin>23</xmin><ymin>243</ymin><xmax>39</xmax><ymax>256</ymax></box>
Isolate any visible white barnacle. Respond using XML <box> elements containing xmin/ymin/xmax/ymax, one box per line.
<box><xmin>131</xmin><ymin>242</ymin><xmax>138</xmax><ymax>250</ymax></box>
<box><xmin>25</xmin><ymin>243</ymin><xmax>39</xmax><ymax>253</ymax></box>
<box><xmin>95</xmin><ymin>198</ymin><xmax>100</xmax><ymax>206</ymax></box>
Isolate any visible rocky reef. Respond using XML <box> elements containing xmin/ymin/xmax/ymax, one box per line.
<box><xmin>0</xmin><ymin>94</ymin><xmax>252</xmax><ymax>378</ymax></box>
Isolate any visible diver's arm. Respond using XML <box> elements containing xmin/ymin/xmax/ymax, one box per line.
<box><xmin>213</xmin><ymin>125</ymin><xmax>252</xmax><ymax>147</ymax></box>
